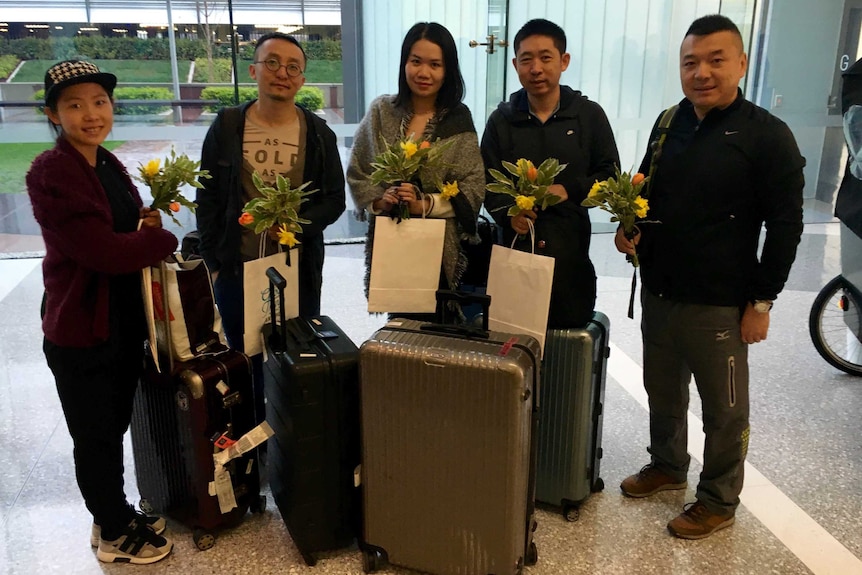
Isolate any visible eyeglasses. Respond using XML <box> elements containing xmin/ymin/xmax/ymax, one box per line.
<box><xmin>254</xmin><ymin>58</ymin><xmax>304</xmax><ymax>77</ymax></box>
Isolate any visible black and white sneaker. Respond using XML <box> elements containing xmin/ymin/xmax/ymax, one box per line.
<box><xmin>96</xmin><ymin>517</ymin><xmax>173</xmax><ymax>564</ymax></box>
<box><xmin>91</xmin><ymin>511</ymin><xmax>166</xmax><ymax>547</ymax></box>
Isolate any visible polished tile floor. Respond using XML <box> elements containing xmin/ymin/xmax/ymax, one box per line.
<box><xmin>1</xmin><ymin>220</ymin><xmax>861</xmax><ymax>575</ymax></box>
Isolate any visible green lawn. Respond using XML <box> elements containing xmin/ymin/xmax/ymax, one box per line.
<box><xmin>305</xmin><ymin>59</ymin><xmax>343</xmax><ymax>83</ymax></box>
<box><xmin>0</xmin><ymin>141</ymin><xmax>124</xmax><ymax>194</ymax></box>
<box><xmin>12</xmin><ymin>60</ymin><xmax>193</xmax><ymax>84</ymax></box>
<box><xmin>14</xmin><ymin>58</ymin><xmax>342</xmax><ymax>84</ymax></box>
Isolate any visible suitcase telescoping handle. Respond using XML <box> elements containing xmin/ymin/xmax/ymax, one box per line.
<box><xmin>266</xmin><ymin>266</ymin><xmax>288</xmax><ymax>350</ymax></box>
<box><xmin>266</xmin><ymin>266</ymin><xmax>317</xmax><ymax>352</ymax></box>
<box><xmin>419</xmin><ymin>289</ymin><xmax>491</xmax><ymax>339</ymax></box>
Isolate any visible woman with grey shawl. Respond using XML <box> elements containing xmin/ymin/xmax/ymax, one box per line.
<box><xmin>347</xmin><ymin>22</ymin><xmax>485</xmax><ymax>320</ymax></box>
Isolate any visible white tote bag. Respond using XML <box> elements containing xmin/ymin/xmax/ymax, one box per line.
<box><xmin>485</xmin><ymin>223</ymin><xmax>555</xmax><ymax>353</ymax></box>
<box><xmin>142</xmin><ymin>255</ymin><xmax>227</xmax><ymax>372</ymax></box>
<box><xmin>242</xmin><ymin>246</ymin><xmax>299</xmax><ymax>356</ymax></box>
<box><xmin>368</xmin><ymin>215</ymin><xmax>446</xmax><ymax>313</ymax></box>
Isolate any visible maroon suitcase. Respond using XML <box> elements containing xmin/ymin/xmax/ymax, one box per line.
<box><xmin>130</xmin><ymin>348</ymin><xmax>265</xmax><ymax>550</ymax></box>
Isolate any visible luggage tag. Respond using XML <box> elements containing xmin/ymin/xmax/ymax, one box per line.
<box><xmin>210</xmin><ymin>463</ymin><xmax>238</xmax><ymax>514</ymax></box>
<box><xmin>215</xmin><ymin>380</ymin><xmax>230</xmax><ymax>396</ymax></box>
<box><xmin>499</xmin><ymin>336</ymin><xmax>518</xmax><ymax>356</ymax></box>
<box><xmin>213</xmin><ymin>421</ymin><xmax>275</xmax><ymax>468</ymax></box>
<box><xmin>211</xmin><ymin>431</ymin><xmax>237</xmax><ymax>450</ymax></box>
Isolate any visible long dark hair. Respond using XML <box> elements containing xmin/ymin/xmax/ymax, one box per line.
<box><xmin>394</xmin><ymin>22</ymin><xmax>465</xmax><ymax>111</ymax></box>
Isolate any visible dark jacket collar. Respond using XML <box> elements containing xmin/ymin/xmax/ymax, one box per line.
<box><xmin>679</xmin><ymin>88</ymin><xmax>745</xmax><ymax>124</ymax></box>
<box><xmin>503</xmin><ymin>85</ymin><xmax>585</xmax><ymax>121</ymax></box>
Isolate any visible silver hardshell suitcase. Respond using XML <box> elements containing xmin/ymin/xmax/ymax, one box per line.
<box><xmin>536</xmin><ymin>311</ymin><xmax>610</xmax><ymax>521</ymax></box>
<box><xmin>358</xmin><ymin>311</ymin><xmax>540</xmax><ymax>575</ymax></box>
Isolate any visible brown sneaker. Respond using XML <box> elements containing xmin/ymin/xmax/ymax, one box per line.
<box><xmin>620</xmin><ymin>464</ymin><xmax>687</xmax><ymax>498</ymax></box>
<box><xmin>667</xmin><ymin>501</ymin><xmax>735</xmax><ymax>540</ymax></box>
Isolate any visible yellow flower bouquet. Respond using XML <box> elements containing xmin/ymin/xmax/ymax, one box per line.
<box><xmin>136</xmin><ymin>148</ymin><xmax>210</xmax><ymax>226</ymax></box>
<box><xmin>238</xmin><ymin>172</ymin><xmax>317</xmax><ymax>249</ymax></box>
<box><xmin>485</xmin><ymin>158</ymin><xmax>566</xmax><ymax>217</ymax></box>
<box><xmin>581</xmin><ymin>167</ymin><xmax>650</xmax><ymax>266</ymax></box>
<box><xmin>369</xmin><ymin>135</ymin><xmax>454</xmax><ymax>219</ymax></box>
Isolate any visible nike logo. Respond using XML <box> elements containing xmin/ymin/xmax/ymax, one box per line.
<box><xmin>715</xmin><ymin>330</ymin><xmax>731</xmax><ymax>341</ymax></box>
<box><xmin>567</xmin><ymin>130</ymin><xmax>574</xmax><ymax>135</ymax></box>
<box><xmin>725</xmin><ymin>130</ymin><xmax>739</xmax><ymax>135</ymax></box>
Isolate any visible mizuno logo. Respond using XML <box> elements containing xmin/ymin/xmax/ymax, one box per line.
<box><xmin>725</xmin><ymin>130</ymin><xmax>739</xmax><ymax>135</ymax></box>
<box><xmin>715</xmin><ymin>330</ymin><xmax>731</xmax><ymax>341</ymax></box>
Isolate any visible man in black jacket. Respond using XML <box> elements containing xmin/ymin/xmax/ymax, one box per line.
<box><xmin>615</xmin><ymin>14</ymin><xmax>805</xmax><ymax>539</ymax></box>
<box><xmin>196</xmin><ymin>33</ymin><xmax>344</xmax><ymax>427</ymax></box>
<box><xmin>482</xmin><ymin>18</ymin><xmax>619</xmax><ymax>329</ymax></box>
<box><xmin>196</xmin><ymin>32</ymin><xmax>345</xmax><ymax>345</ymax></box>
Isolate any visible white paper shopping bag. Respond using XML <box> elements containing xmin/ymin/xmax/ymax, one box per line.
<box><xmin>242</xmin><ymin>248</ymin><xmax>299</xmax><ymax>356</ymax></box>
<box><xmin>368</xmin><ymin>216</ymin><xmax>446</xmax><ymax>313</ymax></box>
<box><xmin>486</xmin><ymin>236</ymin><xmax>555</xmax><ymax>353</ymax></box>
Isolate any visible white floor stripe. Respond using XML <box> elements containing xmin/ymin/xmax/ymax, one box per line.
<box><xmin>608</xmin><ymin>342</ymin><xmax>862</xmax><ymax>575</ymax></box>
<box><xmin>0</xmin><ymin>259</ymin><xmax>41</xmax><ymax>303</ymax></box>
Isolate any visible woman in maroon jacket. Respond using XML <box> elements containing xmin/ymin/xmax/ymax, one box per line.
<box><xmin>26</xmin><ymin>60</ymin><xmax>177</xmax><ymax>565</ymax></box>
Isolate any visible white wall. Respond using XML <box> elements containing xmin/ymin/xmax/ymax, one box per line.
<box><xmin>502</xmin><ymin>0</ymin><xmax>727</xmax><ymax>168</ymax></box>
<box><xmin>359</xmin><ymin>0</ymin><xmax>754</xmax><ymax>167</ymax></box>
<box><xmin>359</xmin><ymin>0</ymin><xmax>490</xmax><ymax>126</ymax></box>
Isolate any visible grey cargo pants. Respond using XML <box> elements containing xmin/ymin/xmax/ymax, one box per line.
<box><xmin>641</xmin><ymin>288</ymin><xmax>750</xmax><ymax>515</ymax></box>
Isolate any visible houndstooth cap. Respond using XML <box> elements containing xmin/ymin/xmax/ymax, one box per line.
<box><xmin>44</xmin><ymin>60</ymin><xmax>117</xmax><ymax>106</ymax></box>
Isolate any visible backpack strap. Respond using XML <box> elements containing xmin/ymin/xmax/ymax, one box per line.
<box><xmin>218</xmin><ymin>106</ymin><xmax>242</xmax><ymax>164</ymax></box>
<box><xmin>644</xmin><ymin>104</ymin><xmax>678</xmax><ymax>198</ymax></box>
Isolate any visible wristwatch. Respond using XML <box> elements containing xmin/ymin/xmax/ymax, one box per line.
<box><xmin>752</xmin><ymin>300</ymin><xmax>773</xmax><ymax>313</ymax></box>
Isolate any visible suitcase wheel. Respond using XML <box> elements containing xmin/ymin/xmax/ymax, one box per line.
<box><xmin>361</xmin><ymin>548</ymin><xmax>384</xmax><ymax>573</ymax></box>
<box><xmin>193</xmin><ymin>528</ymin><xmax>216</xmax><ymax>551</ymax></box>
<box><xmin>592</xmin><ymin>477</ymin><xmax>605</xmax><ymax>493</ymax></box>
<box><xmin>524</xmin><ymin>541</ymin><xmax>538</xmax><ymax>566</ymax></box>
<box><xmin>138</xmin><ymin>499</ymin><xmax>154</xmax><ymax>514</ymax></box>
<box><xmin>564</xmin><ymin>505</ymin><xmax>580</xmax><ymax>522</ymax></box>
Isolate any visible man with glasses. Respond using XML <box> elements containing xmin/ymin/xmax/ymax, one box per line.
<box><xmin>196</xmin><ymin>32</ymin><xmax>345</xmax><ymax>423</ymax></box>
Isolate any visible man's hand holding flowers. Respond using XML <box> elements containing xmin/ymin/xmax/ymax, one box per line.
<box><xmin>546</xmin><ymin>183</ymin><xmax>569</xmax><ymax>203</ymax></box>
<box><xmin>238</xmin><ymin>172</ymin><xmax>317</xmax><ymax>251</ymax></box>
<box><xmin>486</xmin><ymin>158</ymin><xmax>567</xmax><ymax>235</ymax></box>
<box><xmin>511</xmin><ymin>207</ymin><xmax>537</xmax><ymax>235</ymax></box>
<box><xmin>583</xmin><ymin>168</ymin><xmax>649</xmax><ymax>267</ymax></box>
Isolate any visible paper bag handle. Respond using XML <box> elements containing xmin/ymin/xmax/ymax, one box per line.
<box><xmin>509</xmin><ymin>218</ymin><xmax>536</xmax><ymax>253</ymax></box>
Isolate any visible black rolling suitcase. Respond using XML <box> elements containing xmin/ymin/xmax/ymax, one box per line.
<box><xmin>536</xmin><ymin>311</ymin><xmax>610</xmax><ymax>521</ymax></box>
<box><xmin>130</xmin><ymin>347</ymin><xmax>265</xmax><ymax>550</ymax></box>
<box><xmin>262</xmin><ymin>266</ymin><xmax>361</xmax><ymax>566</ymax></box>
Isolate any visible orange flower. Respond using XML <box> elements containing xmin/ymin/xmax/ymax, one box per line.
<box><xmin>526</xmin><ymin>164</ymin><xmax>538</xmax><ymax>183</ymax></box>
<box><xmin>419</xmin><ymin>140</ymin><xmax>431</xmax><ymax>149</ymax></box>
<box><xmin>631</xmin><ymin>173</ymin><xmax>645</xmax><ymax>186</ymax></box>
<box><xmin>238</xmin><ymin>212</ymin><xmax>254</xmax><ymax>226</ymax></box>
<box><xmin>169</xmin><ymin>202</ymin><xmax>181</xmax><ymax>213</ymax></box>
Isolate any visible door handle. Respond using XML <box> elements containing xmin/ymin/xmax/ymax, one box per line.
<box><xmin>469</xmin><ymin>34</ymin><xmax>509</xmax><ymax>54</ymax></box>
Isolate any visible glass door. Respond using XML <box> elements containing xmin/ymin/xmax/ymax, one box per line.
<box><xmin>469</xmin><ymin>0</ymin><xmax>510</xmax><ymax>121</ymax></box>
